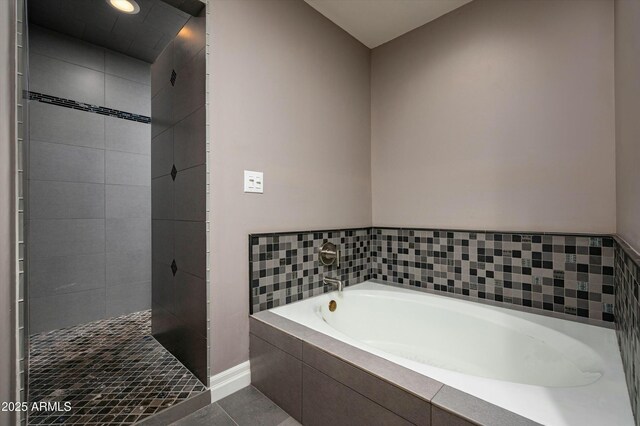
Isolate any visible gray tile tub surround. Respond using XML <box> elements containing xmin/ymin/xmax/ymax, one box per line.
<box><xmin>27</xmin><ymin>26</ymin><xmax>152</xmax><ymax>333</ymax></box>
<box><xmin>250</xmin><ymin>311</ymin><xmax>539</xmax><ymax>426</ymax></box>
<box><xmin>614</xmin><ymin>237</ymin><xmax>640</xmax><ymax>425</ymax></box>
<box><xmin>249</xmin><ymin>228</ymin><xmax>371</xmax><ymax>313</ymax></box>
<box><xmin>371</xmin><ymin>228</ymin><xmax>616</xmax><ymax>324</ymax></box>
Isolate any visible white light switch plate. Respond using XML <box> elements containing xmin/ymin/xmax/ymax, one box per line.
<box><xmin>244</xmin><ymin>170</ymin><xmax>263</xmax><ymax>193</ymax></box>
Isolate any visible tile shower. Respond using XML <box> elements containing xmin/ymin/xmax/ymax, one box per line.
<box><xmin>23</xmin><ymin>2</ymin><xmax>210</xmax><ymax>424</ymax></box>
<box><xmin>27</xmin><ymin>25</ymin><xmax>152</xmax><ymax>333</ymax></box>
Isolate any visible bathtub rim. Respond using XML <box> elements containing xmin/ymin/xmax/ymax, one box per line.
<box><xmin>368</xmin><ymin>278</ymin><xmax>616</xmax><ymax>330</ymax></box>
<box><xmin>250</xmin><ymin>309</ymin><xmax>540</xmax><ymax>426</ymax></box>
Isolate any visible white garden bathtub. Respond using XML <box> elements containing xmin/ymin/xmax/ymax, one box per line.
<box><xmin>270</xmin><ymin>281</ymin><xmax>634</xmax><ymax>426</ymax></box>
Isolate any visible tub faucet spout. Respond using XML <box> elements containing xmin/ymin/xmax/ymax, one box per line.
<box><xmin>323</xmin><ymin>277</ymin><xmax>343</xmax><ymax>293</ymax></box>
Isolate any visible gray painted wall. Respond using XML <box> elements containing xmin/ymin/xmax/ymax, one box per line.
<box><xmin>0</xmin><ymin>0</ymin><xmax>17</xmax><ymax>423</ymax></box>
<box><xmin>371</xmin><ymin>0</ymin><xmax>615</xmax><ymax>233</ymax></box>
<box><xmin>209</xmin><ymin>0</ymin><xmax>372</xmax><ymax>374</ymax></box>
<box><xmin>615</xmin><ymin>0</ymin><xmax>640</xmax><ymax>253</ymax></box>
<box><xmin>28</xmin><ymin>26</ymin><xmax>152</xmax><ymax>334</ymax></box>
<box><xmin>151</xmin><ymin>15</ymin><xmax>208</xmax><ymax>384</ymax></box>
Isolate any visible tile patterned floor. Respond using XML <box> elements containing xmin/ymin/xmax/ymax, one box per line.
<box><xmin>172</xmin><ymin>386</ymin><xmax>299</xmax><ymax>426</ymax></box>
<box><xmin>28</xmin><ymin>310</ymin><xmax>207</xmax><ymax>425</ymax></box>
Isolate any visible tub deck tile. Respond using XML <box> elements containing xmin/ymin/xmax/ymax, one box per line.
<box><xmin>431</xmin><ymin>386</ymin><xmax>541</xmax><ymax>426</ymax></box>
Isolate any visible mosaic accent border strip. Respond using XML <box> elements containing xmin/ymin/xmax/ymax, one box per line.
<box><xmin>27</xmin><ymin>91</ymin><xmax>151</xmax><ymax>124</ymax></box>
<box><xmin>370</xmin><ymin>228</ymin><xmax>615</xmax><ymax>323</ymax></box>
<box><xmin>249</xmin><ymin>228</ymin><xmax>370</xmax><ymax>313</ymax></box>
<box><xmin>614</xmin><ymin>238</ymin><xmax>640</xmax><ymax>423</ymax></box>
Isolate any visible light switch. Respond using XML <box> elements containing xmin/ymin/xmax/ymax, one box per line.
<box><xmin>244</xmin><ymin>170</ymin><xmax>263</xmax><ymax>193</ymax></box>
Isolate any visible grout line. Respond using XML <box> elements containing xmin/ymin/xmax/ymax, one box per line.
<box><xmin>103</xmin><ymin>101</ymin><xmax>107</xmax><ymax>319</ymax></box>
<box><xmin>216</xmin><ymin>403</ymin><xmax>240</xmax><ymax>426</ymax></box>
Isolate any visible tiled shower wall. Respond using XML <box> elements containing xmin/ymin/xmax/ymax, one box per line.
<box><xmin>615</xmin><ymin>239</ymin><xmax>640</xmax><ymax>422</ymax></box>
<box><xmin>151</xmin><ymin>14</ymin><xmax>207</xmax><ymax>384</ymax></box>
<box><xmin>27</xmin><ymin>26</ymin><xmax>151</xmax><ymax>333</ymax></box>
<box><xmin>250</xmin><ymin>227</ymin><xmax>615</xmax><ymax>324</ymax></box>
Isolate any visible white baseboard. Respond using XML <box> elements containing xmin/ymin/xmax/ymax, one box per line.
<box><xmin>210</xmin><ymin>361</ymin><xmax>251</xmax><ymax>402</ymax></box>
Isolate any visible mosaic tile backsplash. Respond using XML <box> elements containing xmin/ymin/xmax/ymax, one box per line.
<box><xmin>371</xmin><ymin>228</ymin><xmax>615</xmax><ymax>323</ymax></box>
<box><xmin>250</xmin><ymin>227</ymin><xmax>615</xmax><ymax>323</ymax></box>
<box><xmin>249</xmin><ymin>228</ymin><xmax>370</xmax><ymax>313</ymax></box>
<box><xmin>615</xmin><ymin>239</ymin><xmax>640</xmax><ymax>424</ymax></box>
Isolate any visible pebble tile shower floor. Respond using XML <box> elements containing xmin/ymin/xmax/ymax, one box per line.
<box><xmin>27</xmin><ymin>311</ymin><xmax>207</xmax><ymax>425</ymax></box>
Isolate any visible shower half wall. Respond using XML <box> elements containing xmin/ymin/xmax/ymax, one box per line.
<box><xmin>27</xmin><ymin>26</ymin><xmax>152</xmax><ymax>333</ymax></box>
<box><xmin>151</xmin><ymin>13</ymin><xmax>207</xmax><ymax>384</ymax></box>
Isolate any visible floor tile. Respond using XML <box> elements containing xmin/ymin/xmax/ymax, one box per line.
<box><xmin>218</xmin><ymin>387</ymin><xmax>290</xmax><ymax>426</ymax></box>
<box><xmin>28</xmin><ymin>310</ymin><xmax>207</xmax><ymax>425</ymax></box>
<box><xmin>171</xmin><ymin>403</ymin><xmax>237</xmax><ymax>426</ymax></box>
<box><xmin>278</xmin><ymin>417</ymin><xmax>302</xmax><ymax>426</ymax></box>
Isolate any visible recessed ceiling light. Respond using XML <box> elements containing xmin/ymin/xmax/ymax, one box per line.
<box><xmin>107</xmin><ymin>0</ymin><xmax>140</xmax><ymax>14</ymax></box>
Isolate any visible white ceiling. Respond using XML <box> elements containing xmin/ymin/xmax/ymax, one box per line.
<box><xmin>304</xmin><ymin>0</ymin><xmax>473</xmax><ymax>48</ymax></box>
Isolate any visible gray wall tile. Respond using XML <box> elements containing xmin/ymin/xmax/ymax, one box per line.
<box><xmin>172</xmin><ymin>48</ymin><xmax>205</xmax><ymax>124</ymax></box>
<box><xmin>30</xmin><ymin>140</ymin><xmax>105</xmax><ymax>184</ymax></box>
<box><xmin>107</xmin><ymin>249</ymin><xmax>151</xmax><ymax>287</ymax></box>
<box><xmin>173</xmin><ymin>105</ymin><xmax>205</xmax><ymax>170</ymax></box>
<box><xmin>250</xmin><ymin>334</ymin><xmax>303</xmax><ymax>423</ymax></box>
<box><xmin>151</xmin><ymin>40</ymin><xmax>173</xmax><ymax>98</ymax></box>
<box><xmin>302</xmin><ymin>343</ymin><xmax>431</xmax><ymax>426</ymax></box>
<box><xmin>106</xmin><ymin>150</ymin><xmax>151</xmax><ymax>186</ymax></box>
<box><xmin>249</xmin><ymin>317</ymin><xmax>303</xmax><ymax>359</ymax></box>
<box><xmin>106</xmin><ymin>184</ymin><xmax>151</xmax><ymax>218</ymax></box>
<box><xmin>29</xmin><ymin>180</ymin><xmax>105</xmax><ymax>219</ymax></box>
<box><xmin>175</xmin><ymin>271</ymin><xmax>206</xmax><ymax>337</ymax></box>
<box><xmin>174</xmin><ymin>220</ymin><xmax>205</xmax><ymax>278</ymax></box>
<box><xmin>152</xmin><ymin>84</ymin><xmax>173</xmax><ymax>138</ymax></box>
<box><xmin>105</xmin><ymin>116</ymin><xmax>151</xmax><ymax>155</ymax></box>
<box><xmin>106</xmin><ymin>218</ymin><xmax>151</xmax><ymax>253</ymax></box>
<box><xmin>105</xmin><ymin>50</ymin><xmax>151</xmax><ymax>85</ymax></box>
<box><xmin>151</xmin><ymin>175</ymin><xmax>174</xmax><ymax>220</ymax></box>
<box><xmin>29</xmin><ymin>53</ymin><xmax>105</xmax><ymax>105</ymax></box>
<box><xmin>28</xmin><ymin>27</ymin><xmax>154</xmax><ymax>332</ymax></box>
<box><xmin>302</xmin><ymin>365</ymin><xmax>412</xmax><ymax>426</ymax></box>
<box><xmin>106</xmin><ymin>281</ymin><xmax>151</xmax><ymax>317</ymax></box>
<box><xmin>152</xmin><ymin>260</ymin><xmax>175</xmax><ymax>313</ymax></box>
<box><xmin>30</xmin><ymin>102</ymin><xmax>105</xmax><ymax>149</ymax></box>
<box><xmin>105</xmin><ymin>74</ymin><xmax>151</xmax><ymax>116</ymax></box>
<box><xmin>29</xmin><ymin>253</ymin><xmax>105</xmax><ymax>297</ymax></box>
<box><xmin>30</xmin><ymin>219</ymin><xmax>106</xmax><ymax>258</ymax></box>
<box><xmin>174</xmin><ymin>17</ymin><xmax>205</xmax><ymax>73</ymax></box>
<box><xmin>174</xmin><ymin>165</ymin><xmax>205</xmax><ymax>221</ymax></box>
<box><xmin>30</xmin><ymin>289</ymin><xmax>106</xmax><ymax>334</ymax></box>
<box><xmin>151</xmin><ymin>128</ymin><xmax>174</xmax><ymax>178</ymax></box>
<box><xmin>152</xmin><ymin>220</ymin><xmax>174</xmax><ymax>266</ymax></box>
<box><xmin>175</xmin><ymin>331</ymin><xmax>209</xmax><ymax>383</ymax></box>
<box><xmin>29</xmin><ymin>24</ymin><xmax>105</xmax><ymax>71</ymax></box>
